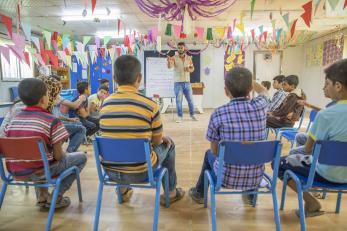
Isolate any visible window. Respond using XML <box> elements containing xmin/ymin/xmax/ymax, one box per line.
<box><xmin>0</xmin><ymin>42</ymin><xmax>34</xmax><ymax>81</ymax></box>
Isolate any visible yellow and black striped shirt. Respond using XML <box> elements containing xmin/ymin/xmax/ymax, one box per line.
<box><xmin>99</xmin><ymin>85</ymin><xmax>162</xmax><ymax>173</ymax></box>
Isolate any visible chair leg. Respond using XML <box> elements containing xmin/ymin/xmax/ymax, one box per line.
<box><xmin>271</xmin><ymin>190</ymin><xmax>281</xmax><ymax>231</ymax></box>
<box><xmin>296</xmin><ymin>185</ymin><xmax>306</xmax><ymax>231</ymax></box>
<box><xmin>252</xmin><ymin>193</ymin><xmax>258</xmax><ymax>208</ymax></box>
<box><xmin>164</xmin><ymin>171</ymin><xmax>170</xmax><ymax>208</ymax></box>
<box><xmin>0</xmin><ymin>182</ymin><xmax>8</xmax><ymax>209</ymax></box>
<box><xmin>75</xmin><ymin>169</ymin><xmax>83</xmax><ymax>202</ymax></box>
<box><xmin>93</xmin><ymin>182</ymin><xmax>104</xmax><ymax>231</ymax></box>
<box><xmin>266</xmin><ymin>128</ymin><xmax>270</xmax><ymax>140</ymax></box>
<box><xmin>280</xmin><ymin>176</ymin><xmax>289</xmax><ymax>210</ymax></box>
<box><xmin>322</xmin><ymin>192</ymin><xmax>327</xmax><ymax>199</ymax></box>
<box><xmin>153</xmin><ymin>182</ymin><xmax>162</xmax><ymax>231</ymax></box>
<box><xmin>45</xmin><ymin>186</ymin><xmax>60</xmax><ymax>231</ymax></box>
<box><xmin>210</xmin><ymin>189</ymin><xmax>217</xmax><ymax>231</ymax></box>
<box><xmin>116</xmin><ymin>186</ymin><xmax>123</xmax><ymax>204</ymax></box>
<box><xmin>204</xmin><ymin>174</ymin><xmax>209</xmax><ymax>208</ymax></box>
<box><xmin>335</xmin><ymin>192</ymin><xmax>342</xmax><ymax>214</ymax></box>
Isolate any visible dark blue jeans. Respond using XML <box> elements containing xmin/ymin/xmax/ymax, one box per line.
<box><xmin>63</xmin><ymin>121</ymin><xmax>86</xmax><ymax>153</ymax></box>
<box><xmin>105</xmin><ymin>137</ymin><xmax>177</xmax><ymax>191</ymax></box>
<box><xmin>195</xmin><ymin>150</ymin><xmax>217</xmax><ymax>196</ymax></box>
<box><xmin>79</xmin><ymin>116</ymin><xmax>99</xmax><ymax>136</ymax></box>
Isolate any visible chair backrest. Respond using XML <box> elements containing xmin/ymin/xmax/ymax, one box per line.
<box><xmin>9</xmin><ymin>87</ymin><xmax>19</xmax><ymax>102</ymax></box>
<box><xmin>294</xmin><ymin>108</ymin><xmax>306</xmax><ymax>130</ymax></box>
<box><xmin>0</xmin><ymin>117</ymin><xmax>3</xmax><ymax>126</ymax></box>
<box><xmin>306</xmin><ymin>109</ymin><xmax>318</xmax><ymax>132</ymax></box>
<box><xmin>316</xmin><ymin>140</ymin><xmax>347</xmax><ymax>166</ymax></box>
<box><xmin>60</xmin><ymin>89</ymin><xmax>78</xmax><ymax>102</ymax></box>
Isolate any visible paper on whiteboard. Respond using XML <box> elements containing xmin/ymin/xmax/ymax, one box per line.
<box><xmin>82</xmin><ymin>69</ymin><xmax>88</xmax><ymax>79</ymax></box>
<box><xmin>146</xmin><ymin>57</ymin><xmax>175</xmax><ymax>98</ymax></box>
<box><xmin>72</xmin><ymin>63</ymin><xmax>78</xmax><ymax>73</ymax></box>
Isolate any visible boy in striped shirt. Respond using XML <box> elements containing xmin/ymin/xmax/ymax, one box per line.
<box><xmin>5</xmin><ymin>78</ymin><xmax>87</xmax><ymax>209</ymax></box>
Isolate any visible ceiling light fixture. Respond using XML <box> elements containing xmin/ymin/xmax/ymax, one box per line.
<box><xmin>96</xmin><ymin>29</ymin><xmax>134</xmax><ymax>38</ymax></box>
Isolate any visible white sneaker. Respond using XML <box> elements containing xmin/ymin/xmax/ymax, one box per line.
<box><xmin>176</xmin><ymin>117</ymin><xmax>183</xmax><ymax>123</ymax></box>
<box><xmin>190</xmin><ymin>115</ymin><xmax>198</xmax><ymax>121</ymax></box>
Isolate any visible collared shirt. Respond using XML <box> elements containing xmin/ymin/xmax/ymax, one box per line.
<box><xmin>4</xmin><ymin>106</ymin><xmax>69</xmax><ymax>177</ymax></box>
<box><xmin>269</xmin><ymin>89</ymin><xmax>287</xmax><ymax>112</ymax></box>
<box><xmin>308</xmin><ymin>100</ymin><xmax>347</xmax><ymax>183</ymax></box>
<box><xmin>99</xmin><ymin>85</ymin><xmax>162</xmax><ymax>173</ymax></box>
<box><xmin>173</xmin><ymin>54</ymin><xmax>193</xmax><ymax>82</ymax></box>
<box><xmin>207</xmin><ymin>95</ymin><xmax>269</xmax><ymax>190</ymax></box>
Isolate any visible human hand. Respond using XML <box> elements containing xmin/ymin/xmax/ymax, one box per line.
<box><xmin>162</xmin><ymin>136</ymin><xmax>172</xmax><ymax>147</ymax></box>
<box><xmin>78</xmin><ymin>95</ymin><xmax>86</xmax><ymax>101</ymax></box>
<box><xmin>297</xmin><ymin>100</ymin><xmax>305</xmax><ymax>106</ymax></box>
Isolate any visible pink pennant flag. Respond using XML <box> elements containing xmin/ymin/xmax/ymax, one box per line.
<box><xmin>173</xmin><ymin>25</ymin><xmax>181</xmax><ymax>37</ymax></box>
<box><xmin>195</xmin><ymin>27</ymin><xmax>204</xmax><ymax>39</ymax></box>
<box><xmin>151</xmin><ymin>27</ymin><xmax>158</xmax><ymax>40</ymax></box>
<box><xmin>34</xmin><ymin>53</ymin><xmax>45</xmax><ymax>66</ymax></box>
<box><xmin>8</xmin><ymin>45</ymin><xmax>25</xmax><ymax>61</ymax></box>
<box><xmin>0</xmin><ymin>46</ymin><xmax>10</xmax><ymax>64</ymax></box>
<box><xmin>76</xmin><ymin>41</ymin><xmax>84</xmax><ymax>53</ymax></box>
<box><xmin>12</xmin><ymin>32</ymin><xmax>25</xmax><ymax>49</ymax></box>
<box><xmin>52</xmin><ymin>40</ymin><xmax>58</xmax><ymax>52</ymax></box>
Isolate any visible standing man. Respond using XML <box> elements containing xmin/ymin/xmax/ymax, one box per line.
<box><xmin>167</xmin><ymin>42</ymin><xmax>198</xmax><ymax>123</ymax></box>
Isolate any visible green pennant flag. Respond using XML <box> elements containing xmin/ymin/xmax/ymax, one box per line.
<box><xmin>251</xmin><ymin>0</ymin><xmax>256</xmax><ymax>19</ymax></box>
<box><xmin>103</xmin><ymin>36</ymin><xmax>112</xmax><ymax>46</ymax></box>
<box><xmin>327</xmin><ymin>0</ymin><xmax>339</xmax><ymax>10</ymax></box>
<box><xmin>83</xmin><ymin>36</ymin><xmax>92</xmax><ymax>46</ymax></box>
<box><xmin>42</xmin><ymin>30</ymin><xmax>52</xmax><ymax>49</ymax></box>
<box><xmin>206</xmin><ymin>28</ymin><xmax>213</xmax><ymax>41</ymax></box>
<box><xmin>165</xmin><ymin>23</ymin><xmax>172</xmax><ymax>36</ymax></box>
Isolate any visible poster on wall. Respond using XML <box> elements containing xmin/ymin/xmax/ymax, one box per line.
<box><xmin>305</xmin><ymin>44</ymin><xmax>323</xmax><ymax>67</ymax></box>
<box><xmin>224</xmin><ymin>51</ymin><xmax>245</xmax><ymax>75</ymax></box>
<box><xmin>323</xmin><ymin>38</ymin><xmax>344</xmax><ymax>66</ymax></box>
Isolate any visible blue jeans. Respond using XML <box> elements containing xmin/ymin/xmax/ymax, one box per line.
<box><xmin>195</xmin><ymin>150</ymin><xmax>217</xmax><ymax>196</ymax></box>
<box><xmin>79</xmin><ymin>117</ymin><xmax>99</xmax><ymax>136</ymax></box>
<box><xmin>105</xmin><ymin>137</ymin><xmax>177</xmax><ymax>191</ymax></box>
<box><xmin>289</xmin><ymin>133</ymin><xmax>309</xmax><ymax>155</ymax></box>
<box><xmin>64</xmin><ymin>121</ymin><xmax>86</xmax><ymax>153</ymax></box>
<box><xmin>174</xmin><ymin>82</ymin><xmax>195</xmax><ymax>117</ymax></box>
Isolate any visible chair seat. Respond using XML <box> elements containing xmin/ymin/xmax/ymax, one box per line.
<box><xmin>282</xmin><ymin>131</ymin><xmax>298</xmax><ymax>141</ymax></box>
<box><xmin>296</xmin><ymin>174</ymin><xmax>347</xmax><ymax>190</ymax></box>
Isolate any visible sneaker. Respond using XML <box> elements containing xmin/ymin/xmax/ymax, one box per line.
<box><xmin>45</xmin><ymin>196</ymin><xmax>71</xmax><ymax>209</ymax></box>
<box><xmin>190</xmin><ymin>115</ymin><xmax>198</xmax><ymax>121</ymax></box>
<box><xmin>189</xmin><ymin>187</ymin><xmax>204</xmax><ymax>204</ymax></box>
<box><xmin>242</xmin><ymin>194</ymin><xmax>255</xmax><ymax>205</ymax></box>
<box><xmin>176</xmin><ymin>117</ymin><xmax>183</xmax><ymax>123</ymax></box>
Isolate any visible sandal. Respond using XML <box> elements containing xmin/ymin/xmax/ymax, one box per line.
<box><xmin>295</xmin><ymin>209</ymin><xmax>325</xmax><ymax>218</ymax></box>
<box><xmin>160</xmin><ymin>187</ymin><xmax>185</xmax><ymax>206</ymax></box>
<box><xmin>45</xmin><ymin>196</ymin><xmax>71</xmax><ymax>209</ymax></box>
<box><xmin>36</xmin><ymin>200</ymin><xmax>47</xmax><ymax>208</ymax></box>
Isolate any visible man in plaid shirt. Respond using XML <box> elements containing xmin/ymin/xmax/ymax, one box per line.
<box><xmin>269</xmin><ymin>75</ymin><xmax>287</xmax><ymax>112</ymax></box>
<box><xmin>189</xmin><ymin>67</ymin><xmax>269</xmax><ymax>204</ymax></box>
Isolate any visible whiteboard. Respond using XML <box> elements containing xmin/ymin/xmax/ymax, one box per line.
<box><xmin>145</xmin><ymin>57</ymin><xmax>175</xmax><ymax>98</ymax></box>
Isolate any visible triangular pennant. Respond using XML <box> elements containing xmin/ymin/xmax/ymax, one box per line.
<box><xmin>62</xmin><ymin>35</ymin><xmax>70</xmax><ymax>50</ymax></box>
<box><xmin>250</xmin><ymin>29</ymin><xmax>255</xmax><ymax>41</ymax></box>
<box><xmin>83</xmin><ymin>36</ymin><xmax>92</xmax><ymax>46</ymax></box>
<box><xmin>95</xmin><ymin>36</ymin><xmax>100</xmax><ymax>48</ymax></box>
<box><xmin>251</xmin><ymin>0</ymin><xmax>256</xmax><ymax>19</ymax></box>
<box><xmin>31</xmin><ymin>36</ymin><xmax>40</xmax><ymax>52</ymax></box>
<box><xmin>301</xmin><ymin>1</ymin><xmax>313</xmax><ymax>28</ymax></box>
<box><xmin>103</xmin><ymin>36</ymin><xmax>112</xmax><ymax>46</ymax></box>
<box><xmin>52</xmin><ymin>40</ymin><xmax>58</xmax><ymax>52</ymax></box>
<box><xmin>118</xmin><ymin>18</ymin><xmax>121</xmax><ymax>35</ymax></box>
<box><xmin>12</xmin><ymin>33</ymin><xmax>25</xmax><ymax>49</ymax></box>
<box><xmin>327</xmin><ymin>0</ymin><xmax>339</xmax><ymax>10</ymax></box>
<box><xmin>76</xmin><ymin>41</ymin><xmax>84</xmax><ymax>53</ymax></box>
<box><xmin>58</xmin><ymin>51</ymin><xmax>67</xmax><ymax>65</ymax></box>
<box><xmin>206</xmin><ymin>28</ymin><xmax>213</xmax><ymax>40</ymax></box>
<box><xmin>276</xmin><ymin>28</ymin><xmax>283</xmax><ymax>43</ymax></box>
<box><xmin>1</xmin><ymin>14</ymin><xmax>13</xmax><ymax>39</ymax></box>
<box><xmin>215</xmin><ymin>27</ymin><xmax>226</xmax><ymax>39</ymax></box>
<box><xmin>66</xmin><ymin>55</ymin><xmax>72</xmax><ymax>69</ymax></box>
<box><xmin>27</xmin><ymin>47</ymin><xmax>37</xmax><ymax>55</ymax></box>
<box><xmin>91</xmin><ymin>0</ymin><xmax>97</xmax><ymax>14</ymax></box>
<box><xmin>108</xmin><ymin>47</ymin><xmax>115</xmax><ymax>63</ymax></box>
<box><xmin>165</xmin><ymin>23</ymin><xmax>172</xmax><ymax>36</ymax></box>
<box><xmin>34</xmin><ymin>53</ymin><xmax>45</xmax><ymax>66</ymax></box>
<box><xmin>116</xmin><ymin>47</ymin><xmax>121</xmax><ymax>57</ymax></box>
<box><xmin>227</xmin><ymin>26</ymin><xmax>233</xmax><ymax>39</ymax></box>
<box><xmin>8</xmin><ymin>45</ymin><xmax>25</xmax><ymax>61</ymax></box>
<box><xmin>263</xmin><ymin>31</ymin><xmax>268</xmax><ymax>42</ymax></box>
<box><xmin>24</xmin><ymin>52</ymin><xmax>30</xmax><ymax>67</ymax></box>
<box><xmin>0</xmin><ymin>46</ymin><xmax>10</xmax><ymax>64</ymax></box>
<box><xmin>173</xmin><ymin>25</ymin><xmax>181</xmax><ymax>37</ymax></box>
<box><xmin>344</xmin><ymin>0</ymin><xmax>347</xmax><ymax>9</ymax></box>
<box><xmin>156</xmin><ymin>36</ymin><xmax>162</xmax><ymax>52</ymax></box>
<box><xmin>290</xmin><ymin>19</ymin><xmax>298</xmax><ymax>38</ymax></box>
<box><xmin>21</xmin><ymin>21</ymin><xmax>31</xmax><ymax>41</ymax></box>
<box><xmin>282</xmin><ymin>13</ymin><xmax>290</xmax><ymax>28</ymax></box>
<box><xmin>52</xmin><ymin>32</ymin><xmax>58</xmax><ymax>42</ymax></box>
<box><xmin>236</xmin><ymin>23</ymin><xmax>244</xmax><ymax>34</ymax></box>
<box><xmin>313</xmin><ymin>0</ymin><xmax>322</xmax><ymax>15</ymax></box>
<box><xmin>258</xmin><ymin>25</ymin><xmax>264</xmax><ymax>34</ymax></box>
<box><xmin>42</xmin><ymin>30</ymin><xmax>52</xmax><ymax>49</ymax></box>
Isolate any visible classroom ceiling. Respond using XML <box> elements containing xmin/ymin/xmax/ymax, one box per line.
<box><xmin>0</xmin><ymin>0</ymin><xmax>346</xmax><ymax>40</ymax></box>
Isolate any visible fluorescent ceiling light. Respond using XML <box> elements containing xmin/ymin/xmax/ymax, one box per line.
<box><xmin>62</xmin><ymin>9</ymin><xmax>120</xmax><ymax>21</ymax></box>
<box><xmin>96</xmin><ymin>29</ymin><xmax>134</xmax><ymax>38</ymax></box>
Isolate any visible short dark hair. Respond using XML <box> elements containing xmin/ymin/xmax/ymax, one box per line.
<box><xmin>325</xmin><ymin>58</ymin><xmax>347</xmax><ymax>88</ymax></box>
<box><xmin>114</xmin><ymin>55</ymin><xmax>141</xmax><ymax>86</ymax></box>
<box><xmin>225</xmin><ymin>67</ymin><xmax>253</xmax><ymax>97</ymax></box>
<box><xmin>273</xmin><ymin>75</ymin><xmax>285</xmax><ymax>83</ymax></box>
<box><xmin>77</xmin><ymin>81</ymin><xmax>89</xmax><ymax>94</ymax></box>
<box><xmin>284</xmin><ymin>75</ymin><xmax>299</xmax><ymax>87</ymax></box>
<box><xmin>98</xmin><ymin>85</ymin><xmax>109</xmax><ymax>92</ymax></box>
<box><xmin>177</xmin><ymin>41</ymin><xmax>185</xmax><ymax>46</ymax></box>
<box><xmin>18</xmin><ymin>78</ymin><xmax>47</xmax><ymax>106</ymax></box>
<box><xmin>100</xmin><ymin>79</ymin><xmax>109</xmax><ymax>84</ymax></box>
<box><xmin>261</xmin><ymin>81</ymin><xmax>271</xmax><ymax>90</ymax></box>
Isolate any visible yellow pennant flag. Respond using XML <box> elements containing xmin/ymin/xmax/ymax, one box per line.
<box><xmin>215</xmin><ymin>27</ymin><xmax>226</xmax><ymax>39</ymax></box>
<box><xmin>66</xmin><ymin>55</ymin><xmax>72</xmax><ymax>69</ymax></box>
<box><xmin>236</xmin><ymin>23</ymin><xmax>245</xmax><ymax>34</ymax></box>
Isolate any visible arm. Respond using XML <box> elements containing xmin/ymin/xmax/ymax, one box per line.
<box><xmin>152</xmin><ymin>134</ymin><xmax>163</xmax><ymax>146</ymax></box>
<box><xmin>89</xmin><ymin>101</ymin><xmax>98</xmax><ymax>114</ymax></box>
<box><xmin>167</xmin><ymin>56</ymin><xmax>174</xmax><ymax>69</ymax></box>
<box><xmin>252</xmin><ymin>81</ymin><xmax>268</xmax><ymax>96</ymax></box>
<box><xmin>210</xmin><ymin>142</ymin><xmax>218</xmax><ymax>156</ymax></box>
<box><xmin>61</xmin><ymin>95</ymin><xmax>86</xmax><ymax>109</ymax></box>
<box><xmin>52</xmin><ymin>141</ymin><xmax>66</xmax><ymax>161</ymax></box>
<box><xmin>304</xmin><ymin>136</ymin><xmax>315</xmax><ymax>155</ymax></box>
<box><xmin>78</xmin><ymin>107</ymin><xmax>89</xmax><ymax>118</ymax></box>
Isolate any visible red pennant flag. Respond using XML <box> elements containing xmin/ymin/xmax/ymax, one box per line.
<box><xmin>24</xmin><ymin>51</ymin><xmax>30</xmax><ymax>67</ymax></box>
<box><xmin>100</xmin><ymin>48</ymin><xmax>105</xmax><ymax>58</ymax></box>
<box><xmin>46</xmin><ymin>50</ymin><xmax>58</xmax><ymax>67</ymax></box>
<box><xmin>118</xmin><ymin>19</ymin><xmax>121</xmax><ymax>35</ymax></box>
<box><xmin>263</xmin><ymin>31</ymin><xmax>268</xmax><ymax>42</ymax></box>
<box><xmin>116</xmin><ymin>47</ymin><xmax>121</xmax><ymax>57</ymax></box>
<box><xmin>1</xmin><ymin>14</ymin><xmax>13</xmax><ymax>39</ymax></box>
<box><xmin>179</xmin><ymin>33</ymin><xmax>187</xmax><ymax>39</ymax></box>
<box><xmin>290</xmin><ymin>19</ymin><xmax>298</xmax><ymax>38</ymax></box>
<box><xmin>344</xmin><ymin>0</ymin><xmax>347</xmax><ymax>9</ymax></box>
<box><xmin>64</xmin><ymin>48</ymin><xmax>70</xmax><ymax>55</ymax></box>
<box><xmin>250</xmin><ymin>29</ymin><xmax>255</xmax><ymax>41</ymax></box>
<box><xmin>301</xmin><ymin>1</ymin><xmax>312</xmax><ymax>28</ymax></box>
<box><xmin>124</xmin><ymin>35</ymin><xmax>130</xmax><ymax>47</ymax></box>
<box><xmin>91</xmin><ymin>0</ymin><xmax>97</xmax><ymax>14</ymax></box>
<box><xmin>52</xmin><ymin>31</ymin><xmax>58</xmax><ymax>41</ymax></box>
<box><xmin>39</xmin><ymin>38</ymin><xmax>44</xmax><ymax>52</ymax></box>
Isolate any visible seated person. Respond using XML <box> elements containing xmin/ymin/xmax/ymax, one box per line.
<box><xmin>267</xmin><ymin>75</ymin><xmax>305</xmax><ymax>128</ymax></box>
<box><xmin>189</xmin><ymin>67</ymin><xmax>269</xmax><ymax>204</ymax></box>
<box><xmin>73</xmin><ymin>82</ymin><xmax>99</xmax><ymax>136</ymax></box>
<box><xmin>4</xmin><ymin>78</ymin><xmax>87</xmax><ymax>208</ymax></box>
<box><xmin>275</xmin><ymin>58</ymin><xmax>347</xmax><ymax>217</ymax></box>
<box><xmin>100</xmin><ymin>55</ymin><xmax>184</xmax><ymax>204</ymax></box>
<box><xmin>269</xmin><ymin>75</ymin><xmax>287</xmax><ymax>112</ymax></box>
<box><xmin>261</xmin><ymin>81</ymin><xmax>271</xmax><ymax>90</ymax></box>
<box><xmin>52</xmin><ymin>95</ymin><xmax>87</xmax><ymax>153</ymax></box>
<box><xmin>88</xmin><ymin>85</ymin><xmax>109</xmax><ymax>119</ymax></box>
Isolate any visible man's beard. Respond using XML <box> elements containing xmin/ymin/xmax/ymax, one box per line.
<box><xmin>178</xmin><ymin>50</ymin><xmax>184</xmax><ymax>55</ymax></box>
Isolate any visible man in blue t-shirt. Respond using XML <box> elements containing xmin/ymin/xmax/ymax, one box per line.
<box><xmin>276</xmin><ymin>58</ymin><xmax>347</xmax><ymax>217</ymax></box>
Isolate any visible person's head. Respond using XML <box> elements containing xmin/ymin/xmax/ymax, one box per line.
<box><xmin>77</xmin><ymin>81</ymin><xmax>90</xmax><ymax>96</ymax></box>
<box><xmin>261</xmin><ymin>81</ymin><xmax>271</xmax><ymax>90</ymax></box>
<box><xmin>224</xmin><ymin>67</ymin><xmax>253</xmax><ymax>98</ymax></box>
<box><xmin>177</xmin><ymin>41</ymin><xmax>186</xmax><ymax>55</ymax></box>
<box><xmin>36</xmin><ymin>74</ymin><xmax>62</xmax><ymax>112</ymax></box>
<box><xmin>283</xmin><ymin>75</ymin><xmax>299</xmax><ymax>92</ymax></box>
<box><xmin>100</xmin><ymin>79</ymin><xmax>110</xmax><ymax>88</ymax></box>
<box><xmin>97</xmin><ymin>85</ymin><xmax>109</xmax><ymax>100</ymax></box>
<box><xmin>114</xmin><ymin>55</ymin><xmax>142</xmax><ymax>88</ymax></box>
<box><xmin>273</xmin><ymin>75</ymin><xmax>285</xmax><ymax>90</ymax></box>
<box><xmin>18</xmin><ymin>78</ymin><xmax>48</xmax><ymax>109</ymax></box>
<box><xmin>324</xmin><ymin>58</ymin><xmax>347</xmax><ymax>101</ymax></box>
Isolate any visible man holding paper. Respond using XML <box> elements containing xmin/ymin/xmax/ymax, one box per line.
<box><xmin>167</xmin><ymin>42</ymin><xmax>197</xmax><ymax>123</ymax></box>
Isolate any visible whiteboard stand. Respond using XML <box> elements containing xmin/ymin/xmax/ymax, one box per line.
<box><xmin>160</xmin><ymin>97</ymin><xmax>176</xmax><ymax>121</ymax></box>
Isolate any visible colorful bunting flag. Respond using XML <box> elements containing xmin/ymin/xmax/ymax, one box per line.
<box><xmin>31</xmin><ymin>36</ymin><xmax>40</xmax><ymax>51</ymax></box>
<box><xmin>24</xmin><ymin>52</ymin><xmax>30</xmax><ymax>67</ymax></box>
<box><xmin>165</xmin><ymin>23</ymin><xmax>172</xmax><ymax>36</ymax></box>
<box><xmin>66</xmin><ymin>55</ymin><xmax>72</xmax><ymax>68</ymax></box>
<box><xmin>173</xmin><ymin>25</ymin><xmax>181</xmax><ymax>37</ymax></box>
<box><xmin>236</xmin><ymin>22</ymin><xmax>244</xmax><ymax>34</ymax></box>
<box><xmin>301</xmin><ymin>1</ymin><xmax>313</xmax><ymax>28</ymax></box>
<box><xmin>103</xmin><ymin>36</ymin><xmax>112</xmax><ymax>46</ymax></box>
<box><xmin>206</xmin><ymin>28</ymin><xmax>213</xmax><ymax>41</ymax></box>
<box><xmin>156</xmin><ymin>36</ymin><xmax>162</xmax><ymax>52</ymax></box>
<box><xmin>91</xmin><ymin>0</ymin><xmax>97</xmax><ymax>14</ymax></box>
<box><xmin>117</xmin><ymin>19</ymin><xmax>121</xmax><ymax>35</ymax></box>
<box><xmin>263</xmin><ymin>31</ymin><xmax>268</xmax><ymax>42</ymax></box>
<box><xmin>282</xmin><ymin>13</ymin><xmax>290</xmax><ymax>28</ymax></box>
<box><xmin>195</xmin><ymin>27</ymin><xmax>204</xmax><ymax>39</ymax></box>
<box><xmin>227</xmin><ymin>26</ymin><xmax>233</xmax><ymax>39</ymax></box>
<box><xmin>250</xmin><ymin>29</ymin><xmax>255</xmax><ymax>41</ymax></box>
<box><xmin>215</xmin><ymin>27</ymin><xmax>226</xmax><ymax>39</ymax></box>
<box><xmin>290</xmin><ymin>19</ymin><xmax>298</xmax><ymax>38</ymax></box>
<box><xmin>42</xmin><ymin>30</ymin><xmax>52</xmax><ymax>49</ymax></box>
<box><xmin>83</xmin><ymin>36</ymin><xmax>91</xmax><ymax>46</ymax></box>
<box><xmin>327</xmin><ymin>0</ymin><xmax>339</xmax><ymax>10</ymax></box>
<box><xmin>313</xmin><ymin>0</ymin><xmax>322</xmax><ymax>15</ymax></box>
<box><xmin>276</xmin><ymin>28</ymin><xmax>283</xmax><ymax>44</ymax></box>
<box><xmin>21</xmin><ymin>21</ymin><xmax>31</xmax><ymax>41</ymax></box>
<box><xmin>259</xmin><ymin>25</ymin><xmax>264</xmax><ymax>35</ymax></box>
<box><xmin>1</xmin><ymin>14</ymin><xmax>13</xmax><ymax>39</ymax></box>
<box><xmin>344</xmin><ymin>0</ymin><xmax>347</xmax><ymax>9</ymax></box>
<box><xmin>95</xmin><ymin>36</ymin><xmax>100</xmax><ymax>48</ymax></box>
<box><xmin>0</xmin><ymin>46</ymin><xmax>10</xmax><ymax>64</ymax></box>
<box><xmin>251</xmin><ymin>0</ymin><xmax>256</xmax><ymax>19</ymax></box>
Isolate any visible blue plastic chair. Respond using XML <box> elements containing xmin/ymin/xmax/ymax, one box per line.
<box><xmin>60</xmin><ymin>89</ymin><xmax>78</xmax><ymax>102</ymax></box>
<box><xmin>93</xmin><ymin>137</ymin><xmax>170</xmax><ymax>231</ymax></box>
<box><xmin>203</xmin><ymin>140</ymin><xmax>282</xmax><ymax>231</ymax></box>
<box><xmin>267</xmin><ymin>108</ymin><xmax>306</xmax><ymax>140</ymax></box>
<box><xmin>280</xmin><ymin>140</ymin><xmax>347</xmax><ymax>231</ymax></box>
<box><xmin>0</xmin><ymin>137</ymin><xmax>83</xmax><ymax>231</ymax></box>
<box><xmin>0</xmin><ymin>117</ymin><xmax>3</xmax><ymax>126</ymax></box>
<box><xmin>9</xmin><ymin>87</ymin><xmax>19</xmax><ymax>102</ymax></box>
<box><xmin>279</xmin><ymin>109</ymin><xmax>318</xmax><ymax>148</ymax></box>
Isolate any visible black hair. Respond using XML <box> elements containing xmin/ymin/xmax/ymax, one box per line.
<box><xmin>98</xmin><ymin>85</ymin><xmax>109</xmax><ymax>92</ymax></box>
<box><xmin>273</xmin><ymin>75</ymin><xmax>285</xmax><ymax>83</ymax></box>
<box><xmin>225</xmin><ymin>67</ymin><xmax>253</xmax><ymax>97</ymax></box>
<box><xmin>114</xmin><ymin>55</ymin><xmax>141</xmax><ymax>86</ymax></box>
<box><xmin>100</xmin><ymin>79</ymin><xmax>109</xmax><ymax>84</ymax></box>
<box><xmin>177</xmin><ymin>41</ymin><xmax>185</xmax><ymax>46</ymax></box>
<box><xmin>325</xmin><ymin>58</ymin><xmax>347</xmax><ymax>88</ymax></box>
<box><xmin>284</xmin><ymin>75</ymin><xmax>299</xmax><ymax>87</ymax></box>
<box><xmin>77</xmin><ymin>81</ymin><xmax>89</xmax><ymax>94</ymax></box>
<box><xmin>261</xmin><ymin>81</ymin><xmax>271</xmax><ymax>90</ymax></box>
<box><xmin>18</xmin><ymin>78</ymin><xmax>47</xmax><ymax>106</ymax></box>
<box><xmin>50</xmin><ymin>74</ymin><xmax>61</xmax><ymax>81</ymax></box>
